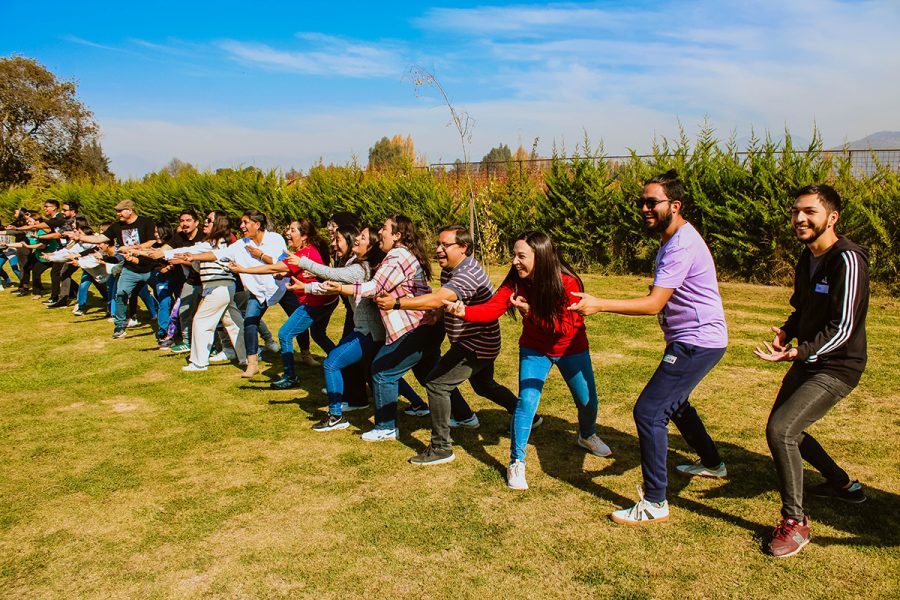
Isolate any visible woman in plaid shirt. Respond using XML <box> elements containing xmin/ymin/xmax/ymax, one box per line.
<box><xmin>324</xmin><ymin>215</ymin><xmax>467</xmax><ymax>442</ymax></box>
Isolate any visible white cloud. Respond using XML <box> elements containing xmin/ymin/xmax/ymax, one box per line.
<box><xmin>218</xmin><ymin>34</ymin><xmax>403</xmax><ymax>77</ymax></box>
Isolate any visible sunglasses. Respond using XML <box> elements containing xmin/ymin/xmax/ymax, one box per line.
<box><xmin>205</xmin><ymin>218</ymin><xmax>214</xmax><ymax>224</ymax></box>
<box><xmin>635</xmin><ymin>197</ymin><xmax>671</xmax><ymax>210</ymax></box>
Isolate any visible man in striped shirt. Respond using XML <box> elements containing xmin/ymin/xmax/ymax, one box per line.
<box><xmin>754</xmin><ymin>184</ymin><xmax>870</xmax><ymax>558</ymax></box>
<box><xmin>377</xmin><ymin>225</ymin><xmax>519</xmax><ymax>465</ymax></box>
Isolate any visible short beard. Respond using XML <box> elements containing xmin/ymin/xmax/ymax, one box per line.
<box><xmin>797</xmin><ymin>220</ymin><xmax>828</xmax><ymax>244</ymax></box>
<box><xmin>644</xmin><ymin>210</ymin><xmax>673</xmax><ymax>235</ymax></box>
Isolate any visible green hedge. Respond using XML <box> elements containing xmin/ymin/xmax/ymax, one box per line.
<box><xmin>2</xmin><ymin>129</ymin><xmax>897</xmax><ymax>293</ymax></box>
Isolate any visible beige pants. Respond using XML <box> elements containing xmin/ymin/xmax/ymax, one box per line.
<box><xmin>189</xmin><ymin>281</ymin><xmax>247</xmax><ymax>367</ymax></box>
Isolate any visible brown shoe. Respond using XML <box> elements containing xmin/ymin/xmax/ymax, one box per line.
<box><xmin>299</xmin><ymin>351</ymin><xmax>320</xmax><ymax>367</ymax></box>
<box><xmin>241</xmin><ymin>354</ymin><xmax>259</xmax><ymax>378</ymax></box>
<box><xmin>768</xmin><ymin>516</ymin><xmax>810</xmax><ymax>557</ymax></box>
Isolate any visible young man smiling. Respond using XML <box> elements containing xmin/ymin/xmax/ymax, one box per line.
<box><xmin>753</xmin><ymin>184</ymin><xmax>869</xmax><ymax>558</ymax></box>
<box><xmin>570</xmin><ymin>169</ymin><xmax>728</xmax><ymax>525</ymax></box>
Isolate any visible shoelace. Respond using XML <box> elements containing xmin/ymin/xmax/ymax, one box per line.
<box><xmin>773</xmin><ymin>518</ymin><xmax>798</xmax><ymax>539</ymax></box>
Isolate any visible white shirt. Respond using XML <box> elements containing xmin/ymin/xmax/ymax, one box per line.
<box><xmin>212</xmin><ymin>231</ymin><xmax>288</xmax><ymax>306</ymax></box>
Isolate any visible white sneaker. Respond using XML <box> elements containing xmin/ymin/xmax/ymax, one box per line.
<box><xmin>209</xmin><ymin>351</ymin><xmax>230</xmax><ymax>363</ymax></box>
<box><xmin>361</xmin><ymin>427</ymin><xmax>398</xmax><ymax>442</ymax></box>
<box><xmin>450</xmin><ymin>414</ymin><xmax>480</xmax><ymax>429</ymax></box>
<box><xmin>507</xmin><ymin>460</ymin><xmax>528</xmax><ymax>490</ymax></box>
<box><xmin>182</xmin><ymin>362</ymin><xmax>208</xmax><ymax>372</ymax></box>
<box><xmin>675</xmin><ymin>460</ymin><xmax>727</xmax><ymax>478</ymax></box>
<box><xmin>265</xmin><ymin>340</ymin><xmax>281</xmax><ymax>353</ymax></box>
<box><xmin>126</xmin><ymin>317</ymin><xmax>140</xmax><ymax>328</ymax></box>
<box><xmin>610</xmin><ymin>487</ymin><xmax>669</xmax><ymax>525</ymax></box>
<box><xmin>577</xmin><ymin>433</ymin><xmax>613</xmax><ymax>457</ymax></box>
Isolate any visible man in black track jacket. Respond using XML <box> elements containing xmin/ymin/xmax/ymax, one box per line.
<box><xmin>754</xmin><ymin>183</ymin><xmax>869</xmax><ymax>558</ymax></box>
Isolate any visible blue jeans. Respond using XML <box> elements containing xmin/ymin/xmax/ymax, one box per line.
<box><xmin>371</xmin><ymin>323</ymin><xmax>465</xmax><ymax>430</ymax></box>
<box><xmin>512</xmin><ymin>347</ymin><xmax>599</xmax><ymax>463</ymax></box>
<box><xmin>245</xmin><ymin>292</ymin><xmax>313</xmax><ymax>356</ymax></box>
<box><xmin>77</xmin><ymin>272</ymin><xmax>108</xmax><ymax>307</ymax></box>
<box><xmin>0</xmin><ymin>255</ymin><xmax>19</xmax><ymax>284</ymax></box>
<box><xmin>278</xmin><ymin>301</ymin><xmax>337</xmax><ymax>379</ymax></box>
<box><xmin>634</xmin><ymin>342</ymin><xmax>726</xmax><ymax>503</ymax></box>
<box><xmin>150</xmin><ymin>271</ymin><xmax>174</xmax><ymax>337</ymax></box>
<box><xmin>114</xmin><ymin>269</ymin><xmax>157</xmax><ymax>330</ymax></box>
<box><xmin>324</xmin><ymin>331</ymin><xmax>380</xmax><ymax>416</ymax></box>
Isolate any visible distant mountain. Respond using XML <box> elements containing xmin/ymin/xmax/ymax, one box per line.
<box><xmin>831</xmin><ymin>131</ymin><xmax>900</xmax><ymax>150</ymax></box>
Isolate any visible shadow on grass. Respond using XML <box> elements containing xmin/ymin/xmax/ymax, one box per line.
<box><xmin>460</xmin><ymin>410</ymin><xmax>898</xmax><ymax>549</ymax></box>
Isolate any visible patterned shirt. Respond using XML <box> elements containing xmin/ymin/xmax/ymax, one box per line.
<box><xmin>354</xmin><ymin>246</ymin><xmax>431</xmax><ymax>344</ymax></box>
<box><xmin>441</xmin><ymin>256</ymin><xmax>501</xmax><ymax>359</ymax></box>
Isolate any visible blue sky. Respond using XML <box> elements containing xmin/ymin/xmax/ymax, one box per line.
<box><xmin>2</xmin><ymin>0</ymin><xmax>898</xmax><ymax>178</ymax></box>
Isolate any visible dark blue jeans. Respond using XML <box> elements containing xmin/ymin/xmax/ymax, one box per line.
<box><xmin>324</xmin><ymin>331</ymin><xmax>380</xmax><ymax>416</ymax></box>
<box><xmin>634</xmin><ymin>342</ymin><xmax>726</xmax><ymax>503</ymax></box>
<box><xmin>150</xmin><ymin>271</ymin><xmax>174</xmax><ymax>337</ymax></box>
<box><xmin>278</xmin><ymin>301</ymin><xmax>337</xmax><ymax>379</ymax></box>
<box><xmin>371</xmin><ymin>323</ymin><xmax>466</xmax><ymax>430</ymax></box>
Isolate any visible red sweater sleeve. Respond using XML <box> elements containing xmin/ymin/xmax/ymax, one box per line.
<box><xmin>463</xmin><ymin>282</ymin><xmax>514</xmax><ymax>322</ymax></box>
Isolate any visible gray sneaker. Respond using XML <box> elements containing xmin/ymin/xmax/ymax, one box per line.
<box><xmin>449</xmin><ymin>414</ymin><xmax>480</xmax><ymax>429</ymax></box>
<box><xmin>675</xmin><ymin>460</ymin><xmax>727</xmax><ymax>478</ymax></box>
<box><xmin>112</xmin><ymin>328</ymin><xmax>127</xmax><ymax>339</ymax></box>
<box><xmin>409</xmin><ymin>445</ymin><xmax>456</xmax><ymax>466</ymax></box>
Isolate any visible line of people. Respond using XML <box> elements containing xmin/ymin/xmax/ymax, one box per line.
<box><xmin>0</xmin><ymin>172</ymin><xmax>870</xmax><ymax>559</ymax></box>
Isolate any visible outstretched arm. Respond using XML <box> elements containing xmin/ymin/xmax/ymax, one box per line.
<box><xmin>568</xmin><ymin>286</ymin><xmax>674</xmax><ymax>316</ymax></box>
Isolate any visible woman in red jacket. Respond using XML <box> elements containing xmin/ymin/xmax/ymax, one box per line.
<box><xmin>444</xmin><ymin>231</ymin><xmax>612</xmax><ymax>490</ymax></box>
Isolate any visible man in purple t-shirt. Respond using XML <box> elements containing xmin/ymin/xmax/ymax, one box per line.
<box><xmin>570</xmin><ymin>169</ymin><xmax>728</xmax><ymax>525</ymax></box>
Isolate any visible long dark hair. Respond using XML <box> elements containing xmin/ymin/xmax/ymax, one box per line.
<box><xmin>357</xmin><ymin>224</ymin><xmax>386</xmax><ymax>276</ymax></box>
<box><xmin>502</xmin><ymin>231</ymin><xmax>582</xmax><ymax>327</ymax></box>
<box><xmin>155</xmin><ymin>221</ymin><xmax>176</xmax><ymax>245</ymax></box>
<box><xmin>74</xmin><ymin>215</ymin><xmax>94</xmax><ymax>236</ymax></box>
<box><xmin>204</xmin><ymin>211</ymin><xmax>231</xmax><ymax>245</ymax></box>
<box><xmin>390</xmin><ymin>215</ymin><xmax>431</xmax><ymax>280</ymax></box>
<box><xmin>294</xmin><ymin>218</ymin><xmax>330</xmax><ymax>263</ymax></box>
<box><xmin>333</xmin><ymin>224</ymin><xmax>358</xmax><ymax>267</ymax></box>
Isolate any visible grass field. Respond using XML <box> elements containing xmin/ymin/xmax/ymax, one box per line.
<box><xmin>1</xmin><ymin>274</ymin><xmax>898</xmax><ymax>599</ymax></box>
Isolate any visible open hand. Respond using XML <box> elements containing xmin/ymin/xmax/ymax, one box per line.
<box><xmin>753</xmin><ymin>340</ymin><xmax>798</xmax><ymax>362</ymax></box>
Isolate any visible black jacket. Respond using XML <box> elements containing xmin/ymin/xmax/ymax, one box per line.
<box><xmin>782</xmin><ymin>236</ymin><xmax>869</xmax><ymax>387</ymax></box>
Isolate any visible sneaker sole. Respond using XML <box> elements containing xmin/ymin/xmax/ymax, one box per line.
<box><xmin>410</xmin><ymin>453</ymin><xmax>456</xmax><ymax>466</ymax></box>
<box><xmin>312</xmin><ymin>422</ymin><xmax>351</xmax><ymax>432</ymax></box>
<box><xmin>577</xmin><ymin>439</ymin><xmax>613</xmax><ymax>458</ymax></box>
<box><xmin>610</xmin><ymin>513</ymin><xmax>669</xmax><ymax>526</ymax></box>
<box><xmin>342</xmin><ymin>404</ymin><xmax>369</xmax><ymax>413</ymax></box>
<box><xmin>770</xmin><ymin>536</ymin><xmax>810</xmax><ymax>558</ymax></box>
<box><xmin>675</xmin><ymin>466</ymin><xmax>727</xmax><ymax>479</ymax></box>
<box><xmin>507</xmin><ymin>481</ymin><xmax>528</xmax><ymax>490</ymax></box>
<box><xmin>809</xmin><ymin>490</ymin><xmax>866</xmax><ymax>504</ymax></box>
<box><xmin>404</xmin><ymin>410</ymin><xmax>431</xmax><ymax>416</ymax></box>
<box><xmin>362</xmin><ymin>432</ymin><xmax>398</xmax><ymax>442</ymax></box>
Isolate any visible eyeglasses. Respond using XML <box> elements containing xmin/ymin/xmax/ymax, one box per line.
<box><xmin>436</xmin><ymin>241</ymin><xmax>460</xmax><ymax>251</ymax></box>
<box><xmin>205</xmin><ymin>218</ymin><xmax>214</xmax><ymax>224</ymax></box>
<box><xmin>635</xmin><ymin>197</ymin><xmax>671</xmax><ymax>210</ymax></box>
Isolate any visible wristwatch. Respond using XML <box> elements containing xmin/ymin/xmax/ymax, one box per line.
<box><xmin>393</xmin><ymin>298</ymin><xmax>401</xmax><ymax>310</ymax></box>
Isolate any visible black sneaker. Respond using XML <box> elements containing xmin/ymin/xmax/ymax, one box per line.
<box><xmin>158</xmin><ymin>337</ymin><xmax>176</xmax><ymax>350</ymax></box>
<box><xmin>112</xmin><ymin>328</ymin><xmax>127</xmax><ymax>339</ymax></box>
<box><xmin>270</xmin><ymin>375</ymin><xmax>300</xmax><ymax>390</ymax></box>
<box><xmin>409</xmin><ymin>445</ymin><xmax>456</xmax><ymax>466</ymax></box>
<box><xmin>46</xmin><ymin>297</ymin><xmax>69</xmax><ymax>308</ymax></box>
<box><xmin>42</xmin><ymin>297</ymin><xmax>58</xmax><ymax>305</ymax></box>
<box><xmin>809</xmin><ymin>480</ymin><xmax>866</xmax><ymax>503</ymax></box>
<box><xmin>312</xmin><ymin>414</ymin><xmax>350</xmax><ymax>432</ymax></box>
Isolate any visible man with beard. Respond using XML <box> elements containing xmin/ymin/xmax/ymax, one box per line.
<box><xmin>161</xmin><ymin>209</ymin><xmax>204</xmax><ymax>350</ymax></box>
<box><xmin>753</xmin><ymin>184</ymin><xmax>869</xmax><ymax>558</ymax></box>
<box><xmin>569</xmin><ymin>169</ymin><xmax>728</xmax><ymax>525</ymax></box>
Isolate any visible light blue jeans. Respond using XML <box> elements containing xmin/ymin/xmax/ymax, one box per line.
<box><xmin>278</xmin><ymin>301</ymin><xmax>337</xmax><ymax>379</ymax></box>
<box><xmin>323</xmin><ymin>331</ymin><xmax>380</xmax><ymax>416</ymax></box>
<box><xmin>511</xmin><ymin>347</ymin><xmax>598</xmax><ymax>463</ymax></box>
